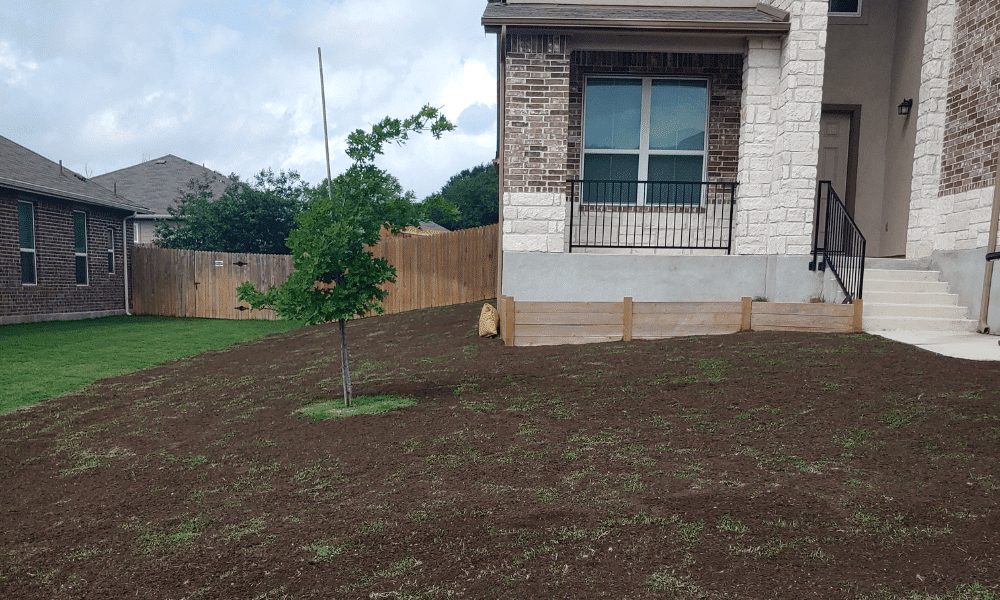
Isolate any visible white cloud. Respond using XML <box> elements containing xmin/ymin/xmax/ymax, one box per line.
<box><xmin>0</xmin><ymin>0</ymin><xmax>498</xmax><ymax>198</ymax></box>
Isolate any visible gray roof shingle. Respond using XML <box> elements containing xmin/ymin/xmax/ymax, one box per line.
<box><xmin>92</xmin><ymin>155</ymin><xmax>232</xmax><ymax>217</ymax></box>
<box><xmin>482</xmin><ymin>2</ymin><xmax>789</xmax><ymax>32</ymax></box>
<box><xmin>0</xmin><ymin>135</ymin><xmax>150</xmax><ymax>213</ymax></box>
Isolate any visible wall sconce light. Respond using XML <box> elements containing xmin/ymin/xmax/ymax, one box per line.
<box><xmin>898</xmin><ymin>99</ymin><xmax>913</xmax><ymax>116</ymax></box>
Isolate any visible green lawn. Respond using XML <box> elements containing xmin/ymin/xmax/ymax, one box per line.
<box><xmin>0</xmin><ymin>316</ymin><xmax>305</xmax><ymax>414</ymax></box>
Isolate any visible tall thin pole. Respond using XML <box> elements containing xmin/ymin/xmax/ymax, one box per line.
<box><xmin>318</xmin><ymin>47</ymin><xmax>334</xmax><ymax>203</ymax></box>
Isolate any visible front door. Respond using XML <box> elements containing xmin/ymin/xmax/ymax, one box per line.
<box><xmin>818</xmin><ymin>111</ymin><xmax>854</xmax><ymax>215</ymax></box>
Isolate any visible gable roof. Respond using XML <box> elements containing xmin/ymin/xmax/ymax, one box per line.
<box><xmin>482</xmin><ymin>1</ymin><xmax>790</xmax><ymax>33</ymax></box>
<box><xmin>92</xmin><ymin>155</ymin><xmax>232</xmax><ymax>217</ymax></box>
<box><xmin>0</xmin><ymin>135</ymin><xmax>150</xmax><ymax>213</ymax></box>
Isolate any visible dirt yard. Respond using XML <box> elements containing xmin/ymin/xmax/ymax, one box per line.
<box><xmin>1</xmin><ymin>301</ymin><xmax>999</xmax><ymax>599</ymax></box>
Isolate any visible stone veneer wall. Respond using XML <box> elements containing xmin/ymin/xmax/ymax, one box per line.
<box><xmin>907</xmin><ymin>0</ymin><xmax>960</xmax><ymax>258</ymax></box>
<box><xmin>502</xmin><ymin>33</ymin><xmax>571</xmax><ymax>253</ymax></box>
<box><xmin>566</xmin><ymin>52</ymin><xmax>743</xmax><ymax>183</ymax></box>
<box><xmin>906</xmin><ymin>0</ymin><xmax>999</xmax><ymax>258</ymax></box>
<box><xmin>736</xmin><ymin>0</ymin><xmax>828</xmax><ymax>255</ymax></box>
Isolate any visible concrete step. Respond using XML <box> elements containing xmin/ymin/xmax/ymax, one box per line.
<box><xmin>864</xmin><ymin>315</ymin><xmax>978</xmax><ymax>332</ymax></box>
<box><xmin>864</xmin><ymin>278</ymin><xmax>951</xmax><ymax>294</ymax></box>
<box><xmin>864</xmin><ymin>290</ymin><xmax>962</xmax><ymax>306</ymax></box>
<box><xmin>864</xmin><ymin>268</ymin><xmax>941</xmax><ymax>282</ymax></box>
<box><xmin>863</xmin><ymin>302</ymin><xmax>969</xmax><ymax>319</ymax></box>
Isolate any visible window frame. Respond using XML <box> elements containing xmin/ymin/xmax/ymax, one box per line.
<box><xmin>107</xmin><ymin>226</ymin><xmax>115</xmax><ymax>274</ymax></box>
<box><xmin>581</xmin><ymin>75</ymin><xmax>710</xmax><ymax>206</ymax></box>
<box><xmin>829</xmin><ymin>0</ymin><xmax>862</xmax><ymax>17</ymax></box>
<box><xmin>18</xmin><ymin>200</ymin><xmax>37</xmax><ymax>286</ymax></box>
<box><xmin>74</xmin><ymin>210</ymin><xmax>89</xmax><ymax>286</ymax></box>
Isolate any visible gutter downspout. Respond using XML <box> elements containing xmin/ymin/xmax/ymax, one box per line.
<box><xmin>496</xmin><ymin>24</ymin><xmax>506</xmax><ymax>302</ymax></box>
<box><xmin>123</xmin><ymin>212</ymin><xmax>135</xmax><ymax>316</ymax></box>
<box><xmin>978</xmin><ymin>148</ymin><xmax>1000</xmax><ymax>333</ymax></box>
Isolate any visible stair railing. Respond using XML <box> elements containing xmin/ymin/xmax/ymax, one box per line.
<box><xmin>809</xmin><ymin>181</ymin><xmax>866</xmax><ymax>303</ymax></box>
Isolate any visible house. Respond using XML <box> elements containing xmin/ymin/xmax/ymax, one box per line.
<box><xmin>1</xmin><ymin>135</ymin><xmax>151</xmax><ymax>324</ymax></box>
<box><xmin>92</xmin><ymin>155</ymin><xmax>232</xmax><ymax>245</ymax></box>
<box><xmin>483</xmin><ymin>0</ymin><xmax>1000</xmax><ymax>342</ymax></box>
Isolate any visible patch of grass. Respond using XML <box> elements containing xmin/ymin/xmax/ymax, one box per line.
<box><xmin>303</xmin><ymin>541</ymin><xmax>354</xmax><ymax>562</ymax></box>
<box><xmin>835</xmin><ymin>428</ymin><xmax>878</xmax><ymax>451</ymax></box>
<box><xmin>297</xmin><ymin>395</ymin><xmax>416</xmax><ymax>419</ymax></box>
<box><xmin>0</xmin><ymin>315</ymin><xmax>304</xmax><ymax>413</ymax></box>
<box><xmin>878</xmin><ymin>403</ymin><xmax>927</xmax><ymax>429</ymax></box>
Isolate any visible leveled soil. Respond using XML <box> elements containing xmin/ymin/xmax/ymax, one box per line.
<box><xmin>2</xmin><ymin>301</ymin><xmax>999</xmax><ymax>599</ymax></box>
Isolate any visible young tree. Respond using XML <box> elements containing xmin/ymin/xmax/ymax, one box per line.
<box><xmin>237</xmin><ymin>106</ymin><xmax>453</xmax><ymax>406</ymax></box>
<box><xmin>156</xmin><ymin>169</ymin><xmax>309</xmax><ymax>254</ymax></box>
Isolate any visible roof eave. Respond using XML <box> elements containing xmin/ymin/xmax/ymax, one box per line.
<box><xmin>483</xmin><ymin>18</ymin><xmax>790</xmax><ymax>35</ymax></box>
<box><xmin>0</xmin><ymin>177</ymin><xmax>152</xmax><ymax>214</ymax></box>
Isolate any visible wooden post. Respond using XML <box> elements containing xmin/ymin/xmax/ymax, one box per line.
<box><xmin>979</xmin><ymin>149</ymin><xmax>1000</xmax><ymax>332</ymax></box>
<box><xmin>505</xmin><ymin>296</ymin><xmax>515</xmax><ymax>347</ymax></box>
<box><xmin>852</xmin><ymin>298</ymin><xmax>864</xmax><ymax>332</ymax></box>
<box><xmin>741</xmin><ymin>297</ymin><xmax>752</xmax><ymax>331</ymax></box>
<box><xmin>623</xmin><ymin>297</ymin><xmax>633</xmax><ymax>341</ymax></box>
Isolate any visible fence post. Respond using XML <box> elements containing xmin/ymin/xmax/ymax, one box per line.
<box><xmin>505</xmin><ymin>296</ymin><xmax>515</xmax><ymax>347</ymax></box>
<box><xmin>741</xmin><ymin>297</ymin><xmax>752</xmax><ymax>331</ymax></box>
<box><xmin>852</xmin><ymin>298</ymin><xmax>864</xmax><ymax>332</ymax></box>
<box><xmin>623</xmin><ymin>297</ymin><xmax>633</xmax><ymax>341</ymax></box>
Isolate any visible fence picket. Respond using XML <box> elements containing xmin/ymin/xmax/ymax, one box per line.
<box><xmin>130</xmin><ymin>224</ymin><xmax>497</xmax><ymax>320</ymax></box>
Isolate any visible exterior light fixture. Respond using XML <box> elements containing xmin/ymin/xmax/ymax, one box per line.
<box><xmin>897</xmin><ymin>99</ymin><xmax>913</xmax><ymax>116</ymax></box>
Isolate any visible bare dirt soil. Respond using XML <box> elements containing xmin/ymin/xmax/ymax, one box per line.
<box><xmin>2</xmin><ymin>301</ymin><xmax>999</xmax><ymax>599</ymax></box>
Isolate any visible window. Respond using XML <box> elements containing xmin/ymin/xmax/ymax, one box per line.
<box><xmin>107</xmin><ymin>227</ymin><xmax>115</xmax><ymax>273</ymax></box>
<box><xmin>829</xmin><ymin>0</ymin><xmax>861</xmax><ymax>16</ymax></box>
<box><xmin>18</xmin><ymin>201</ymin><xmax>36</xmax><ymax>285</ymax></box>
<box><xmin>582</xmin><ymin>77</ymin><xmax>708</xmax><ymax>204</ymax></box>
<box><xmin>74</xmin><ymin>211</ymin><xmax>88</xmax><ymax>285</ymax></box>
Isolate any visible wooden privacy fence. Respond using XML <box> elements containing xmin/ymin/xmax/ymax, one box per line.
<box><xmin>497</xmin><ymin>296</ymin><xmax>863</xmax><ymax>346</ymax></box>
<box><xmin>130</xmin><ymin>224</ymin><xmax>498</xmax><ymax>320</ymax></box>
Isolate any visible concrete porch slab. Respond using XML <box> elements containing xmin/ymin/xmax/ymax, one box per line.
<box><xmin>873</xmin><ymin>330</ymin><xmax>1000</xmax><ymax>361</ymax></box>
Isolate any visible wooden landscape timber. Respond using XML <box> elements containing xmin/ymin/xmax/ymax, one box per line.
<box><xmin>499</xmin><ymin>295</ymin><xmax>862</xmax><ymax>346</ymax></box>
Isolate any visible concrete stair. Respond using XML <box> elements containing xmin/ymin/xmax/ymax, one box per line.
<box><xmin>862</xmin><ymin>259</ymin><xmax>977</xmax><ymax>332</ymax></box>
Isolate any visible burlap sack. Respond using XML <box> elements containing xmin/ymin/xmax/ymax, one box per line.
<box><xmin>478</xmin><ymin>303</ymin><xmax>499</xmax><ymax>337</ymax></box>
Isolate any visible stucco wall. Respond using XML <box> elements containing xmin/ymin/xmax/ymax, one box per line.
<box><xmin>502</xmin><ymin>251</ymin><xmax>826</xmax><ymax>303</ymax></box>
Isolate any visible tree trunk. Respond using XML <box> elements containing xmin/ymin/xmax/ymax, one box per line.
<box><xmin>338</xmin><ymin>319</ymin><xmax>353</xmax><ymax>407</ymax></box>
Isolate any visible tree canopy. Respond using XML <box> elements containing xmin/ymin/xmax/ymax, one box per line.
<box><xmin>423</xmin><ymin>163</ymin><xmax>498</xmax><ymax>230</ymax></box>
<box><xmin>155</xmin><ymin>169</ymin><xmax>309</xmax><ymax>254</ymax></box>
<box><xmin>237</xmin><ymin>106</ymin><xmax>453</xmax><ymax>405</ymax></box>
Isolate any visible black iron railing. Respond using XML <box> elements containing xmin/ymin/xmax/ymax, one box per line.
<box><xmin>810</xmin><ymin>180</ymin><xmax>866</xmax><ymax>302</ymax></box>
<box><xmin>567</xmin><ymin>180</ymin><xmax>738</xmax><ymax>253</ymax></box>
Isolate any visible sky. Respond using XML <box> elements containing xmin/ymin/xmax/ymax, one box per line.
<box><xmin>0</xmin><ymin>0</ymin><xmax>498</xmax><ymax>200</ymax></box>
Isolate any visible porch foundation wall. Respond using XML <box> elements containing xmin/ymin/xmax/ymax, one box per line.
<box><xmin>931</xmin><ymin>248</ymin><xmax>1000</xmax><ymax>334</ymax></box>
<box><xmin>501</xmin><ymin>251</ymin><xmax>824</xmax><ymax>303</ymax></box>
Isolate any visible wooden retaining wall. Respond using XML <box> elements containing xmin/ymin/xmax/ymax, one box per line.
<box><xmin>131</xmin><ymin>224</ymin><xmax>498</xmax><ymax>320</ymax></box>
<box><xmin>497</xmin><ymin>296</ymin><xmax>862</xmax><ymax>346</ymax></box>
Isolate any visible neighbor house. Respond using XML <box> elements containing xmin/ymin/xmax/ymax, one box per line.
<box><xmin>483</xmin><ymin>0</ymin><xmax>1000</xmax><ymax>342</ymax></box>
<box><xmin>1</xmin><ymin>135</ymin><xmax>150</xmax><ymax>324</ymax></box>
<box><xmin>92</xmin><ymin>155</ymin><xmax>232</xmax><ymax>245</ymax></box>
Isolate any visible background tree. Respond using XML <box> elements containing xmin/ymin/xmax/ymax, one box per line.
<box><xmin>156</xmin><ymin>169</ymin><xmax>309</xmax><ymax>254</ymax></box>
<box><xmin>237</xmin><ymin>106</ymin><xmax>453</xmax><ymax>406</ymax></box>
<box><xmin>423</xmin><ymin>163</ymin><xmax>498</xmax><ymax>230</ymax></box>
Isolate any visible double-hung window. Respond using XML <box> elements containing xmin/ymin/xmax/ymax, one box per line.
<box><xmin>582</xmin><ymin>77</ymin><xmax>708</xmax><ymax>205</ymax></box>
<box><xmin>107</xmin><ymin>227</ymin><xmax>115</xmax><ymax>273</ymax></box>
<box><xmin>18</xmin><ymin>201</ymin><xmax>36</xmax><ymax>285</ymax></box>
<box><xmin>74</xmin><ymin>211</ymin><xmax>88</xmax><ymax>285</ymax></box>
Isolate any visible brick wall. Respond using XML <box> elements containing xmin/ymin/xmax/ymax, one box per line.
<box><xmin>939</xmin><ymin>0</ymin><xmax>1000</xmax><ymax>196</ymax></box>
<box><xmin>502</xmin><ymin>33</ymin><xmax>571</xmax><ymax>253</ymax></box>
<box><xmin>1</xmin><ymin>188</ymin><xmax>132</xmax><ymax>322</ymax></box>
<box><xmin>567</xmin><ymin>51</ymin><xmax>743</xmax><ymax>183</ymax></box>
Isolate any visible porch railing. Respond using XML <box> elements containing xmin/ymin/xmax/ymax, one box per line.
<box><xmin>809</xmin><ymin>180</ymin><xmax>866</xmax><ymax>303</ymax></box>
<box><xmin>567</xmin><ymin>180</ymin><xmax>738</xmax><ymax>253</ymax></box>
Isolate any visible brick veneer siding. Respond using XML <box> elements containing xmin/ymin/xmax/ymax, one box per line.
<box><xmin>939</xmin><ymin>0</ymin><xmax>1000</xmax><ymax>196</ymax></box>
<box><xmin>502</xmin><ymin>33</ymin><xmax>571</xmax><ymax>253</ymax></box>
<box><xmin>1</xmin><ymin>188</ymin><xmax>132</xmax><ymax>322</ymax></box>
<box><xmin>567</xmin><ymin>51</ymin><xmax>743</xmax><ymax>184</ymax></box>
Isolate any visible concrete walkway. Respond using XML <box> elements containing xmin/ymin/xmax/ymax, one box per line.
<box><xmin>873</xmin><ymin>330</ymin><xmax>1000</xmax><ymax>361</ymax></box>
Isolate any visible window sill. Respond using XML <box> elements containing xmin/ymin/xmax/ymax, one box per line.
<box><xmin>579</xmin><ymin>204</ymin><xmax>708</xmax><ymax>214</ymax></box>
